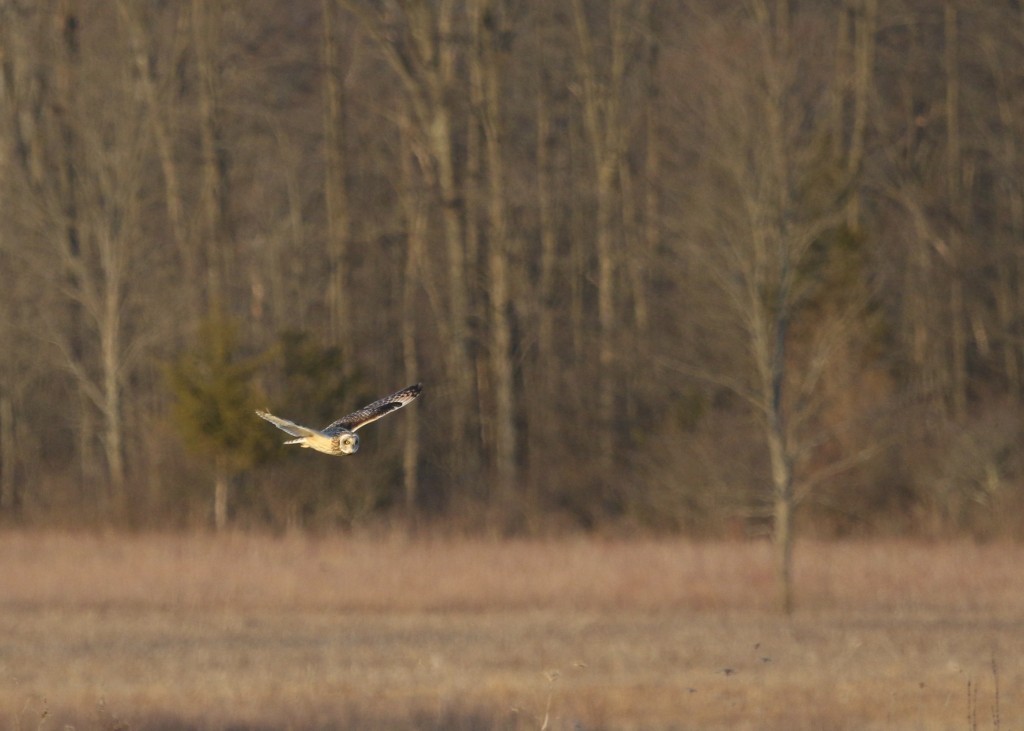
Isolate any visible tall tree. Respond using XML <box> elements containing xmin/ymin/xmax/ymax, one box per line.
<box><xmin>192</xmin><ymin>0</ymin><xmax>229</xmax><ymax>311</ymax></box>
<box><xmin>678</xmin><ymin>1</ymin><xmax>869</xmax><ymax>611</ymax></box>
<box><xmin>399</xmin><ymin>122</ymin><xmax>426</xmax><ymax>518</ymax></box>
<box><xmin>322</xmin><ymin>0</ymin><xmax>354</xmax><ymax>362</ymax></box>
<box><xmin>167</xmin><ymin>314</ymin><xmax>272</xmax><ymax>530</ymax></box>
<box><xmin>471</xmin><ymin>0</ymin><xmax>517</xmax><ymax>503</ymax></box>
<box><xmin>116</xmin><ymin>1</ymin><xmax>196</xmax><ymax>319</ymax></box>
<box><xmin>343</xmin><ymin>0</ymin><xmax>476</xmax><ymax>481</ymax></box>
<box><xmin>569</xmin><ymin>0</ymin><xmax>631</xmax><ymax>468</ymax></box>
<box><xmin>943</xmin><ymin>0</ymin><xmax>967</xmax><ymax>419</ymax></box>
<box><xmin>3</xmin><ymin>2</ymin><xmax>159</xmax><ymax>512</ymax></box>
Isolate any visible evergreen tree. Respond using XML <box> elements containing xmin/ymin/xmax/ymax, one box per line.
<box><xmin>167</xmin><ymin>313</ymin><xmax>273</xmax><ymax>530</ymax></box>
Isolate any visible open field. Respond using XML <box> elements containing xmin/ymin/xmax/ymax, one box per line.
<box><xmin>1</xmin><ymin>532</ymin><xmax>1022</xmax><ymax>730</ymax></box>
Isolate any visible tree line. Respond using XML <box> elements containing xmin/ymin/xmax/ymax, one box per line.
<box><xmin>1</xmin><ymin>0</ymin><xmax>1023</xmax><ymax>551</ymax></box>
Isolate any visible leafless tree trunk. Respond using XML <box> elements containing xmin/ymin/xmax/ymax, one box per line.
<box><xmin>213</xmin><ymin>454</ymin><xmax>229</xmax><ymax>531</ymax></box>
<box><xmin>399</xmin><ymin>124</ymin><xmax>425</xmax><ymax>519</ymax></box>
<box><xmin>524</xmin><ymin>50</ymin><xmax>562</xmax><ymax>505</ymax></box>
<box><xmin>96</xmin><ymin>226</ymin><xmax>127</xmax><ymax>496</ymax></box>
<box><xmin>322</xmin><ymin>0</ymin><xmax>353</xmax><ymax>361</ymax></box>
<box><xmin>759</xmin><ymin>0</ymin><xmax>798</xmax><ymax>614</ymax></box>
<box><xmin>192</xmin><ymin>0</ymin><xmax>226</xmax><ymax>311</ymax></box>
<box><xmin>641</xmin><ymin>3</ymin><xmax>660</xmax><ymax>338</ymax></box>
<box><xmin>0</xmin><ymin>390</ymin><xmax>15</xmax><ymax>511</ymax></box>
<box><xmin>682</xmin><ymin>0</ymin><xmax>861</xmax><ymax>612</ymax></box>
<box><xmin>49</xmin><ymin>0</ymin><xmax>96</xmax><ymax>493</ymax></box>
<box><xmin>344</xmin><ymin>0</ymin><xmax>475</xmax><ymax>475</ymax></box>
<box><xmin>471</xmin><ymin>0</ymin><xmax>517</xmax><ymax>503</ymax></box>
<box><xmin>570</xmin><ymin>0</ymin><xmax>630</xmax><ymax>469</ymax></box>
<box><xmin>985</xmin><ymin>35</ymin><xmax>1024</xmax><ymax>400</ymax></box>
<box><xmin>535</xmin><ymin>77</ymin><xmax>557</xmax><ymax>385</ymax></box>
<box><xmin>116</xmin><ymin>1</ymin><xmax>196</xmax><ymax>317</ymax></box>
<box><xmin>845</xmin><ymin>0</ymin><xmax>876</xmax><ymax>229</ymax></box>
<box><xmin>944</xmin><ymin>0</ymin><xmax>967</xmax><ymax>419</ymax></box>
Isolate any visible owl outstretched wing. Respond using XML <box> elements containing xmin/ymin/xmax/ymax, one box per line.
<box><xmin>323</xmin><ymin>383</ymin><xmax>422</xmax><ymax>434</ymax></box>
<box><xmin>255</xmin><ymin>410</ymin><xmax>321</xmax><ymax>439</ymax></box>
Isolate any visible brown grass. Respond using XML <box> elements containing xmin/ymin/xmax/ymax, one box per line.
<box><xmin>1</xmin><ymin>531</ymin><xmax>1022</xmax><ymax>729</ymax></box>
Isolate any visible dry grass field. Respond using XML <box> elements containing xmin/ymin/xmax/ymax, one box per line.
<box><xmin>1</xmin><ymin>532</ymin><xmax>1022</xmax><ymax>730</ymax></box>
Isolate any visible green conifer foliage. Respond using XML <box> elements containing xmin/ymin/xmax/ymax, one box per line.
<box><xmin>166</xmin><ymin>314</ymin><xmax>274</xmax><ymax>528</ymax></box>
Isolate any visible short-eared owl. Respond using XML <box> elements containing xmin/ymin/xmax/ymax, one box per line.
<box><xmin>256</xmin><ymin>383</ymin><xmax>422</xmax><ymax>456</ymax></box>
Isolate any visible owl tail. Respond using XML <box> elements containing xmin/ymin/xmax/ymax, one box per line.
<box><xmin>283</xmin><ymin>438</ymin><xmax>307</xmax><ymax>447</ymax></box>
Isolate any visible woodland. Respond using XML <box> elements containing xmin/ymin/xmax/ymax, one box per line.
<box><xmin>1</xmin><ymin>0</ymin><xmax>1023</xmax><ymax>559</ymax></box>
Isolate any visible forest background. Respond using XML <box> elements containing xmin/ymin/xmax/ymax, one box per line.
<box><xmin>1</xmin><ymin>0</ymin><xmax>1023</xmax><ymax>546</ymax></box>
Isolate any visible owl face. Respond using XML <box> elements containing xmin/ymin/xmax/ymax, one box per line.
<box><xmin>336</xmin><ymin>432</ymin><xmax>359</xmax><ymax>455</ymax></box>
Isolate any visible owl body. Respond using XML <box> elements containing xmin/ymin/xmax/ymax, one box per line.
<box><xmin>257</xmin><ymin>383</ymin><xmax>421</xmax><ymax>457</ymax></box>
<box><xmin>281</xmin><ymin>429</ymin><xmax>358</xmax><ymax>456</ymax></box>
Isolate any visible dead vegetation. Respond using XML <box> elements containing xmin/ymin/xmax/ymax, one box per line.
<box><xmin>0</xmin><ymin>532</ymin><xmax>1021</xmax><ymax>730</ymax></box>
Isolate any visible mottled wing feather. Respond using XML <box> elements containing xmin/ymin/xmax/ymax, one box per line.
<box><xmin>255</xmin><ymin>409</ymin><xmax>320</xmax><ymax>438</ymax></box>
<box><xmin>324</xmin><ymin>383</ymin><xmax>422</xmax><ymax>433</ymax></box>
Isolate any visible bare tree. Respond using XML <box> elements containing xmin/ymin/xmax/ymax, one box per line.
<box><xmin>981</xmin><ymin>8</ymin><xmax>1024</xmax><ymax>401</ymax></box>
<box><xmin>322</xmin><ymin>0</ymin><xmax>354</xmax><ymax>362</ymax></box>
<box><xmin>470</xmin><ymin>0</ymin><xmax>517</xmax><ymax>503</ymax></box>
<box><xmin>0</xmin><ymin>2</ymin><xmax>169</xmax><ymax>516</ymax></box>
<box><xmin>398</xmin><ymin>122</ymin><xmax>426</xmax><ymax>517</ymax></box>
<box><xmin>116</xmin><ymin>1</ymin><xmax>196</xmax><ymax>318</ymax></box>
<box><xmin>833</xmin><ymin>0</ymin><xmax>877</xmax><ymax>230</ymax></box>
<box><xmin>676</xmin><ymin>2</ymin><xmax>870</xmax><ymax>611</ymax></box>
<box><xmin>1</xmin><ymin>0</ymin><xmax>1024</xmax><ymax>536</ymax></box>
<box><xmin>192</xmin><ymin>0</ymin><xmax>229</xmax><ymax>311</ymax></box>
<box><xmin>343</xmin><ymin>0</ymin><xmax>477</xmax><ymax>479</ymax></box>
<box><xmin>569</xmin><ymin>0</ymin><xmax>630</xmax><ymax>468</ymax></box>
<box><xmin>943</xmin><ymin>0</ymin><xmax>967</xmax><ymax>419</ymax></box>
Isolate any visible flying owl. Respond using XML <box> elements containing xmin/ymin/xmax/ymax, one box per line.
<box><xmin>256</xmin><ymin>383</ymin><xmax>422</xmax><ymax>456</ymax></box>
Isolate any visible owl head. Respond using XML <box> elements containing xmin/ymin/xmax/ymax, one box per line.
<box><xmin>337</xmin><ymin>432</ymin><xmax>359</xmax><ymax>455</ymax></box>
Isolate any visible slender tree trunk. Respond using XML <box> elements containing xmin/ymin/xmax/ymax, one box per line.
<box><xmin>99</xmin><ymin>241</ymin><xmax>125</xmax><ymax>500</ymax></box>
<box><xmin>944</xmin><ymin>0</ymin><xmax>967</xmax><ymax>419</ymax></box>
<box><xmin>213</xmin><ymin>454</ymin><xmax>229</xmax><ymax>531</ymax></box>
<box><xmin>466</xmin><ymin>0</ymin><xmax>488</xmax><ymax>459</ymax></box>
<box><xmin>767</xmin><ymin>309</ymin><xmax>795</xmax><ymax>615</ymax></box>
<box><xmin>403</xmin><ymin>0</ymin><xmax>475</xmax><ymax>475</ymax></box>
<box><xmin>433</xmin><ymin>107</ymin><xmax>474</xmax><ymax>465</ymax></box>
<box><xmin>991</xmin><ymin>52</ymin><xmax>1023</xmax><ymax>399</ymax></box>
<box><xmin>53</xmin><ymin>0</ymin><xmax>100</xmax><ymax>500</ymax></box>
<box><xmin>0</xmin><ymin>390</ymin><xmax>15</xmax><ymax>511</ymax></box>
<box><xmin>772</xmin><ymin>465</ymin><xmax>795</xmax><ymax>614</ymax></box>
<box><xmin>750</xmin><ymin>255</ymin><xmax>797</xmax><ymax>614</ymax></box>
<box><xmin>472</xmin><ymin>0</ymin><xmax>517</xmax><ymax>504</ymax></box>
<box><xmin>571</xmin><ymin>0</ymin><xmax>628</xmax><ymax>469</ymax></box>
<box><xmin>527</xmin><ymin>65</ymin><xmax>559</xmax><ymax>505</ymax></box>
<box><xmin>322</xmin><ymin>0</ymin><xmax>353</xmax><ymax>361</ymax></box>
<box><xmin>831</xmin><ymin>5</ymin><xmax>850</xmax><ymax>164</ymax></box>
<box><xmin>536</xmin><ymin>81</ymin><xmax>557</xmax><ymax>380</ymax></box>
<box><xmin>846</xmin><ymin>0</ymin><xmax>876</xmax><ymax>229</ymax></box>
<box><xmin>417</xmin><ymin>0</ymin><xmax>474</xmax><ymax>473</ymax></box>
<box><xmin>401</xmin><ymin>293</ymin><xmax>422</xmax><ymax>520</ymax></box>
<box><xmin>753</xmin><ymin>0</ymin><xmax>798</xmax><ymax>613</ymax></box>
<box><xmin>399</xmin><ymin>128</ymin><xmax>425</xmax><ymax>520</ymax></box>
<box><xmin>594</xmin><ymin>163</ymin><xmax>617</xmax><ymax>468</ymax></box>
<box><xmin>618</xmin><ymin>160</ymin><xmax>642</xmax><ymax>425</ymax></box>
<box><xmin>192</xmin><ymin>0</ymin><xmax>225</xmax><ymax>311</ymax></box>
<box><xmin>569</xmin><ymin>122</ymin><xmax>585</xmax><ymax>364</ymax></box>
<box><xmin>640</xmin><ymin>8</ymin><xmax>659</xmax><ymax>337</ymax></box>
